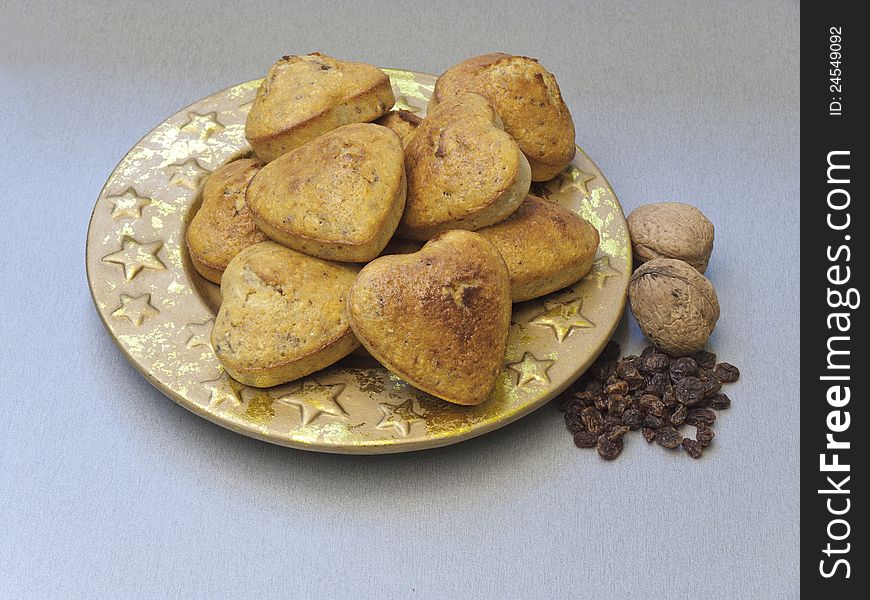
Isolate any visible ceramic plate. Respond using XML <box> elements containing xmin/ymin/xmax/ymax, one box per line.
<box><xmin>86</xmin><ymin>69</ymin><xmax>631</xmax><ymax>453</ymax></box>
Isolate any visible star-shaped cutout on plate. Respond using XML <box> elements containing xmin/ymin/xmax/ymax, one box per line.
<box><xmin>184</xmin><ymin>319</ymin><xmax>214</xmax><ymax>349</ymax></box>
<box><xmin>375</xmin><ymin>399</ymin><xmax>424</xmax><ymax>437</ymax></box>
<box><xmin>558</xmin><ymin>167</ymin><xmax>597</xmax><ymax>196</ymax></box>
<box><xmin>530</xmin><ymin>298</ymin><xmax>595</xmax><ymax>342</ymax></box>
<box><xmin>110</xmin><ymin>293</ymin><xmax>159</xmax><ymax>326</ymax></box>
<box><xmin>277</xmin><ymin>380</ymin><xmax>348</xmax><ymax>426</ymax></box>
<box><xmin>506</xmin><ymin>352</ymin><xmax>555</xmax><ymax>387</ymax></box>
<box><xmin>107</xmin><ymin>187</ymin><xmax>151</xmax><ymax>220</ymax></box>
<box><xmin>201</xmin><ymin>373</ymin><xmax>243</xmax><ymax>408</ymax></box>
<box><xmin>584</xmin><ymin>255</ymin><xmax>621</xmax><ymax>289</ymax></box>
<box><xmin>179</xmin><ymin>111</ymin><xmax>225</xmax><ymax>140</ymax></box>
<box><xmin>167</xmin><ymin>158</ymin><xmax>210</xmax><ymax>190</ymax></box>
<box><xmin>101</xmin><ymin>236</ymin><xmax>166</xmax><ymax>280</ymax></box>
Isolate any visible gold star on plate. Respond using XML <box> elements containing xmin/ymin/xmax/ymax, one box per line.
<box><xmin>202</xmin><ymin>373</ymin><xmax>243</xmax><ymax>408</ymax></box>
<box><xmin>107</xmin><ymin>187</ymin><xmax>151</xmax><ymax>220</ymax></box>
<box><xmin>559</xmin><ymin>167</ymin><xmax>597</xmax><ymax>196</ymax></box>
<box><xmin>530</xmin><ymin>298</ymin><xmax>595</xmax><ymax>342</ymax></box>
<box><xmin>277</xmin><ymin>381</ymin><xmax>348</xmax><ymax>426</ymax></box>
<box><xmin>167</xmin><ymin>158</ymin><xmax>210</xmax><ymax>190</ymax></box>
<box><xmin>375</xmin><ymin>399</ymin><xmax>423</xmax><ymax>437</ymax></box>
<box><xmin>179</xmin><ymin>111</ymin><xmax>224</xmax><ymax>140</ymax></box>
<box><xmin>111</xmin><ymin>293</ymin><xmax>158</xmax><ymax>326</ymax></box>
<box><xmin>585</xmin><ymin>256</ymin><xmax>621</xmax><ymax>289</ymax></box>
<box><xmin>184</xmin><ymin>319</ymin><xmax>214</xmax><ymax>349</ymax></box>
<box><xmin>507</xmin><ymin>352</ymin><xmax>555</xmax><ymax>387</ymax></box>
<box><xmin>101</xmin><ymin>236</ymin><xmax>166</xmax><ymax>280</ymax></box>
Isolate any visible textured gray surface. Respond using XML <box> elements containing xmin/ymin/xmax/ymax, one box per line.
<box><xmin>0</xmin><ymin>1</ymin><xmax>799</xmax><ymax>598</ymax></box>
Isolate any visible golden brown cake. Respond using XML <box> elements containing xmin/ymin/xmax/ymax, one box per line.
<box><xmin>375</xmin><ymin>109</ymin><xmax>422</xmax><ymax>146</ymax></box>
<box><xmin>476</xmin><ymin>195</ymin><xmax>599</xmax><ymax>302</ymax></box>
<box><xmin>185</xmin><ymin>158</ymin><xmax>268</xmax><ymax>283</ymax></box>
<box><xmin>432</xmin><ymin>53</ymin><xmax>575</xmax><ymax>181</ymax></box>
<box><xmin>211</xmin><ymin>242</ymin><xmax>360</xmax><ymax>387</ymax></box>
<box><xmin>245</xmin><ymin>53</ymin><xmax>395</xmax><ymax>162</ymax></box>
<box><xmin>246</xmin><ymin>123</ymin><xmax>406</xmax><ymax>262</ymax></box>
<box><xmin>398</xmin><ymin>93</ymin><xmax>530</xmax><ymax>240</ymax></box>
<box><xmin>347</xmin><ymin>230</ymin><xmax>511</xmax><ymax>405</ymax></box>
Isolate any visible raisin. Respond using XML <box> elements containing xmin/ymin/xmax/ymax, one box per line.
<box><xmin>686</xmin><ymin>408</ymin><xmax>716</xmax><ymax>426</ymax></box>
<box><xmin>682</xmin><ymin>438</ymin><xmax>703</xmax><ymax>459</ymax></box>
<box><xmin>714</xmin><ymin>362</ymin><xmax>740</xmax><ymax>383</ymax></box>
<box><xmin>699</xmin><ymin>369</ymin><xmax>723</xmax><ymax>398</ymax></box>
<box><xmin>597</xmin><ymin>434</ymin><xmax>624</xmax><ymax>460</ymax></box>
<box><xmin>608</xmin><ymin>425</ymin><xmax>630</xmax><ymax>441</ymax></box>
<box><xmin>622</xmin><ymin>408</ymin><xmax>643</xmax><ymax>429</ymax></box>
<box><xmin>662</xmin><ymin>389</ymin><xmax>678</xmax><ymax>407</ymax></box>
<box><xmin>581</xmin><ymin>407</ymin><xmax>604</xmax><ymax>434</ymax></box>
<box><xmin>696</xmin><ymin>424</ymin><xmax>716</xmax><ymax>447</ymax></box>
<box><xmin>671</xmin><ymin>404</ymin><xmax>687</xmax><ymax>426</ymax></box>
<box><xmin>594</xmin><ymin>395</ymin><xmax>609</xmax><ymax>411</ymax></box>
<box><xmin>573</xmin><ymin>430</ymin><xmax>598</xmax><ymax>448</ymax></box>
<box><xmin>639</xmin><ymin>351</ymin><xmax>671</xmax><ymax>374</ymax></box>
<box><xmin>608</xmin><ymin>395</ymin><xmax>627</xmax><ymax>416</ymax></box>
<box><xmin>646</xmin><ymin>372</ymin><xmax>672</xmax><ymax>395</ymax></box>
<box><xmin>643</xmin><ymin>414</ymin><xmax>664</xmax><ymax>429</ymax></box>
<box><xmin>670</xmin><ymin>357</ymin><xmax>699</xmax><ymax>381</ymax></box>
<box><xmin>641</xmin><ymin>427</ymin><xmax>657</xmax><ymax>443</ymax></box>
<box><xmin>585</xmin><ymin>380</ymin><xmax>603</xmax><ymax>395</ymax></box>
<box><xmin>639</xmin><ymin>393</ymin><xmax>660</xmax><ymax>410</ymax></box>
<box><xmin>675</xmin><ymin>376</ymin><xmax>705</xmax><ymax>406</ymax></box>
<box><xmin>603</xmin><ymin>414</ymin><xmax>623</xmax><ymax>429</ymax></box>
<box><xmin>606</xmin><ymin>379</ymin><xmax>629</xmax><ymax>396</ymax></box>
<box><xmin>692</xmin><ymin>350</ymin><xmax>717</xmax><ymax>369</ymax></box>
<box><xmin>616</xmin><ymin>360</ymin><xmax>634</xmax><ymax>379</ymax></box>
<box><xmin>564</xmin><ymin>415</ymin><xmax>584</xmax><ymax>434</ymax></box>
<box><xmin>709</xmin><ymin>393</ymin><xmax>731</xmax><ymax>410</ymax></box>
<box><xmin>656</xmin><ymin>426</ymin><xmax>683</xmax><ymax>449</ymax></box>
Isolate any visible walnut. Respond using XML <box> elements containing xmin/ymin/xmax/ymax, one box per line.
<box><xmin>627</xmin><ymin>202</ymin><xmax>714</xmax><ymax>273</ymax></box>
<box><xmin>628</xmin><ymin>258</ymin><xmax>719</xmax><ymax>356</ymax></box>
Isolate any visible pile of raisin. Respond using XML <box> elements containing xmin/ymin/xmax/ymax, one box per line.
<box><xmin>558</xmin><ymin>341</ymin><xmax>739</xmax><ymax>460</ymax></box>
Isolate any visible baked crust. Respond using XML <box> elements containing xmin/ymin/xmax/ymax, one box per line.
<box><xmin>432</xmin><ymin>53</ymin><xmax>575</xmax><ymax>181</ymax></box>
<box><xmin>211</xmin><ymin>242</ymin><xmax>360</xmax><ymax>387</ymax></box>
<box><xmin>347</xmin><ymin>230</ymin><xmax>511</xmax><ymax>405</ymax></box>
<box><xmin>246</xmin><ymin>123</ymin><xmax>406</xmax><ymax>262</ymax></box>
<box><xmin>185</xmin><ymin>158</ymin><xmax>268</xmax><ymax>284</ymax></box>
<box><xmin>477</xmin><ymin>195</ymin><xmax>599</xmax><ymax>302</ymax></box>
<box><xmin>245</xmin><ymin>53</ymin><xmax>395</xmax><ymax>162</ymax></box>
<box><xmin>375</xmin><ymin>109</ymin><xmax>422</xmax><ymax>146</ymax></box>
<box><xmin>398</xmin><ymin>93</ymin><xmax>530</xmax><ymax>240</ymax></box>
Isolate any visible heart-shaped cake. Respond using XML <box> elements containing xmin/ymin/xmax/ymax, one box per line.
<box><xmin>375</xmin><ymin>109</ymin><xmax>422</xmax><ymax>147</ymax></box>
<box><xmin>347</xmin><ymin>230</ymin><xmax>511</xmax><ymax>405</ymax></box>
<box><xmin>431</xmin><ymin>53</ymin><xmax>576</xmax><ymax>181</ymax></box>
<box><xmin>398</xmin><ymin>93</ymin><xmax>531</xmax><ymax>240</ymax></box>
<box><xmin>211</xmin><ymin>241</ymin><xmax>360</xmax><ymax>387</ymax></box>
<box><xmin>476</xmin><ymin>195</ymin><xmax>599</xmax><ymax>302</ymax></box>
<box><xmin>246</xmin><ymin>123</ymin><xmax>406</xmax><ymax>262</ymax></box>
<box><xmin>186</xmin><ymin>158</ymin><xmax>269</xmax><ymax>283</ymax></box>
<box><xmin>245</xmin><ymin>53</ymin><xmax>395</xmax><ymax>162</ymax></box>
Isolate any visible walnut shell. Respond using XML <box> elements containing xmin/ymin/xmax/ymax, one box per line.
<box><xmin>627</xmin><ymin>202</ymin><xmax>714</xmax><ymax>273</ymax></box>
<box><xmin>628</xmin><ymin>258</ymin><xmax>719</xmax><ymax>356</ymax></box>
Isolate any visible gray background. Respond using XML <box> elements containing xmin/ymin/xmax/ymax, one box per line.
<box><xmin>0</xmin><ymin>1</ymin><xmax>799</xmax><ymax>598</ymax></box>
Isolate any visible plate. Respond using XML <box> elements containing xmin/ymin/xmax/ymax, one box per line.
<box><xmin>86</xmin><ymin>68</ymin><xmax>631</xmax><ymax>454</ymax></box>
